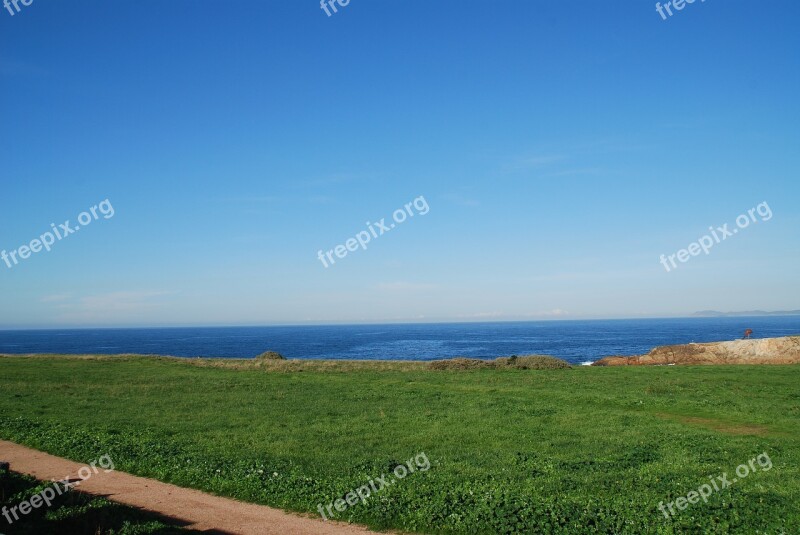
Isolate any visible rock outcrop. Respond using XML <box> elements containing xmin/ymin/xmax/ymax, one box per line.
<box><xmin>592</xmin><ymin>336</ymin><xmax>800</xmax><ymax>366</ymax></box>
<box><xmin>255</xmin><ymin>351</ymin><xmax>286</xmax><ymax>360</ymax></box>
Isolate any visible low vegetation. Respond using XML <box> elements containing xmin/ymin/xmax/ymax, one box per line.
<box><xmin>0</xmin><ymin>354</ymin><xmax>798</xmax><ymax>534</ymax></box>
<box><xmin>428</xmin><ymin>355</ymin><xmax>571</xmax><ymax>370</ymax></box>
<box><xmin>0</xmin><ymin>466</ymin><xmax>190</xmax><ymax>534</ymax></box>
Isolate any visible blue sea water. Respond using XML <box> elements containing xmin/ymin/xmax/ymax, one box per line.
<box><xmin>1</xmin><ymin>317</ymin><xmax>798</xmax><ymax>365</ymax></box>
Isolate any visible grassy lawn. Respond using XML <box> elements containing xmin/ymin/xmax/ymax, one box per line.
<box><xmin>0</xmin><ymin>356</ymin><xmax>798</xmax><ymax>534</ymax></box>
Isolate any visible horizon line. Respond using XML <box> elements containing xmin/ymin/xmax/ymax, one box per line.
<box><xmin>2</xmin><ymin>312</ymin><xmax>799</xmax><ymax>331</ymax></box>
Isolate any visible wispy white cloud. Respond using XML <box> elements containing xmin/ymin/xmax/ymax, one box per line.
<box><xmin>299</xmin><ymin>172</ymin><xmax>365</xmax><ymax>187</ymax></box>
<box><xmin>50</xmin><ymin>291</ymin><xmax>172</xmax><ymax>322</ymax></box>
<box><xmin>40</xmin><ymin>293</ymin><xmax>71</xmax><ymax>303</ymax></box>
<box><xmin>455</xmin><ymin>309</ymin><xmax>569</xmax><ymax>320</ymax></box>
<box><xmin>455</xmin><ymin>311</ymin><xmax>505</xmax><ymax>319</ymax></box>
<box><xmin>376</xmin><ymin>282</ymin><xmax>438</xmax><ymax>292</ymax></box>
<box><xmin>543</xmin><ymin>168</ymin><xmax>604</xmax><ymax>178</ymax></box>
<box><xmin>308</xmin><ymin>195</ymin><xmax>338</xmax><ymax>205</ymax></box>
<box><xmin>536</xmin><ymin>308</ymin><xmax>569</xmax><ymax>317</ymax></box>
<box><xmin>442</xmin><ymin>194</ymin><xmax>480</xmax><ymax>207</ymax></box>
<box><xmin>520</xmin><ymin>155</ymin><xmax>565</xmax><ymax>166</ymax></box>
<box><xmin>224</xmin><ymin>195</ymin><xmax>281</xmax><ymax>203</ymax></box>
<box><xmin>506</xmin><ymin>154</ymin><xmax>565</xmax><ymax>172</ymax></box>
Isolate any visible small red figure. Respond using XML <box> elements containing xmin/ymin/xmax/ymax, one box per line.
<box><xmin>744</xmin><ymin>329</ymin><xmax>753</xmax><ymax>339</ymax></box>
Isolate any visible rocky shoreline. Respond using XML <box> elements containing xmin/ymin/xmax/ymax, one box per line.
<box><xmin>593</xmin><ymin>336</ymin><xmax>800</xmax><ymax>366</ymax></box>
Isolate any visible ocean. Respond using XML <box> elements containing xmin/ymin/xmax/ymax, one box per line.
<box><xmin>1</xmin><ymin>316</ymin><xmax>798</xmax><ymax>365</ymax></box>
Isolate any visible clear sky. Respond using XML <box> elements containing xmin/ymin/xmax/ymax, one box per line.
<box><xmin>1</xmin><ymin>0</ymin><xmax>798</xmax><ymax>328</ymax></box>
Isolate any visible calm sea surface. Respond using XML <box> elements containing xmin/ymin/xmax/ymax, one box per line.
<box><xmin>1</xmin><ymin>317</ymin><xmax>798</xmax><ymax>365</ymax></box>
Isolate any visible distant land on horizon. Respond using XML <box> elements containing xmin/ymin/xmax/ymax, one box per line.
<box><xmin>693</xmin><ymin>310</ymin><xmax>800</xmax><ymax>317</ymax></box>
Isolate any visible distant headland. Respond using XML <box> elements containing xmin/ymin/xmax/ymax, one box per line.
<box><xmin>692</xmin><ymin>310</ymin><xmax>800</xmax><ymax>317</ymax></box>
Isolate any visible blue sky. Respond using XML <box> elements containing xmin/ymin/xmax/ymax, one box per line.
<box><xmin>1</xmin><ymin>0</ymin><xmax>798</xmax><ymax>328</ymax></box>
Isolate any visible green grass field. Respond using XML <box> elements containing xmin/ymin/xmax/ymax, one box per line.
<box><xmin>1</xmin><ymin>355</ymin><xmax>798</xmax><ymax>534</ymax></box>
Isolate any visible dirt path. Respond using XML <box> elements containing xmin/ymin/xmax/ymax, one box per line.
<box><xmin>0</xmin><ymin>440</ymin><xmax>375</xmax><ymax>535</ymax></box>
